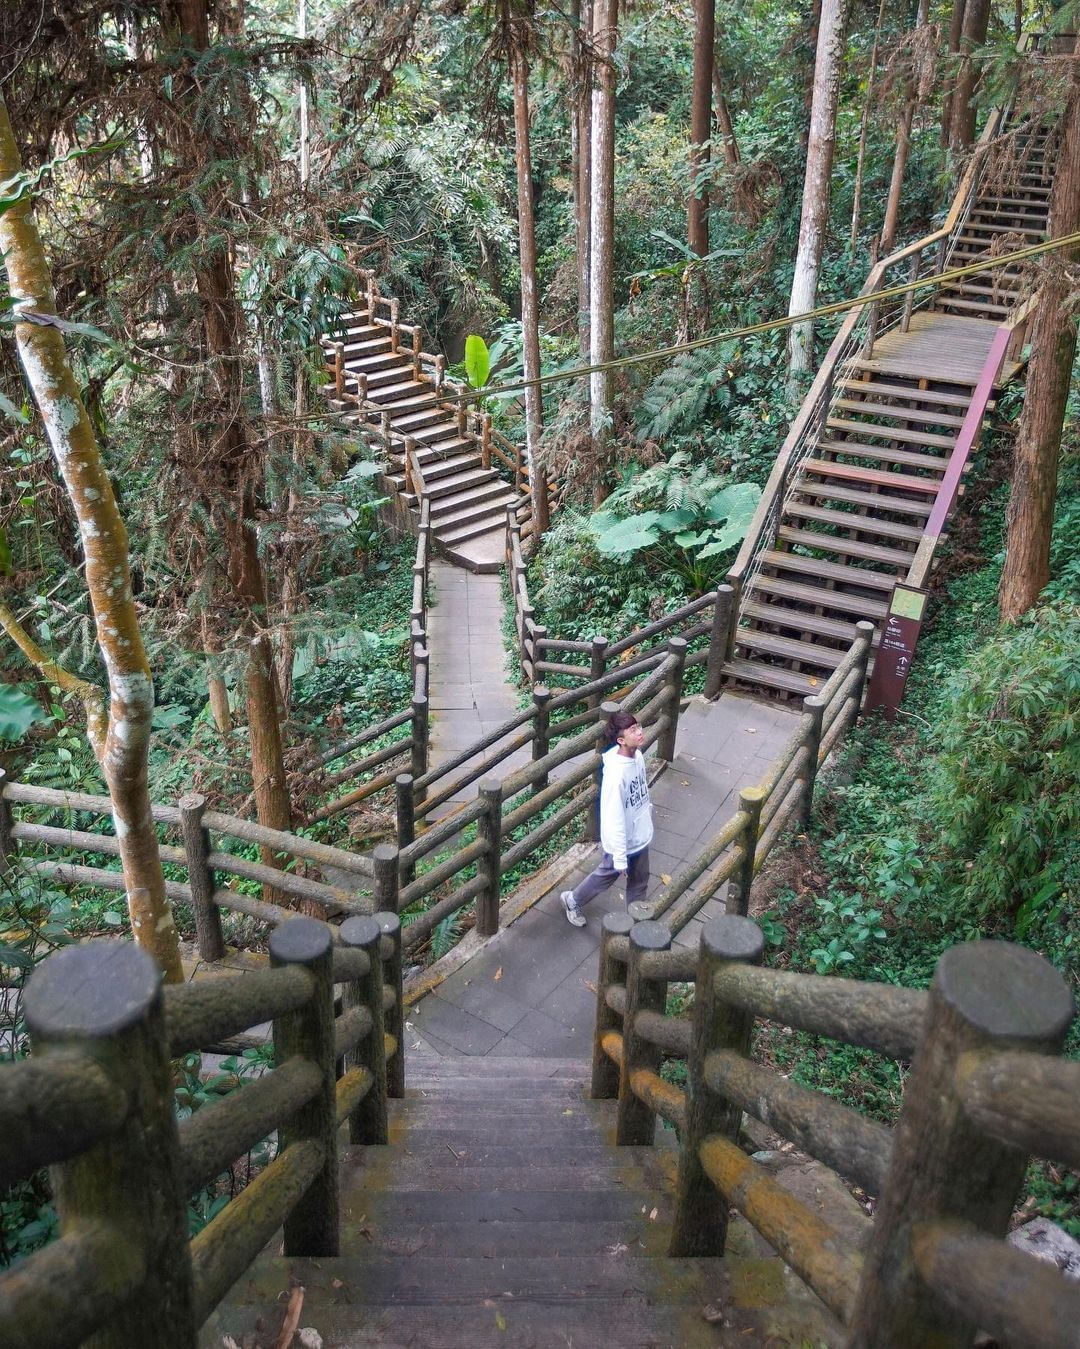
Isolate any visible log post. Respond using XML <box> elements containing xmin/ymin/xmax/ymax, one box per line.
<box><xmin>270</xmin><ymin>917</ymin><xmax>338</xmax><ymax>1257</ymax></box>
<box><xmin>847</xmin><ymin>941</ymin><xmax>1074</xmax><ymax>1346</ymax></box>
<box><xmin>588</xmin><ymin>636</ymin><xmax>608</xmax><ymax>712</ymax></box>
<box><xmin>372</xmin><ymin>843</ymin><xmax>400</xmax><ymax>915</ymax></box>
<box><xmin>657</xmin><ymin>636</ymin><xmax>687</xmax><ymax>762</ymax></box>
<box><xmin>519</xmin><ymin>602</ymin><xmax>535</xmax><ymax>677</ymax></box>
<box><xmin>339</xmin><ymin>915</ymin><xmax>387</xmax><ymax>1146</ymax></box>
<box><xmin>704</xmin><ymin>584</ymin><xmax>735</xmax><ymax>701</ymax></box>
<box><xmin>389</xmin><ymin>298</ymin><xmax>400</xmax><ymax>352</ymax></box>
<box><xmin>456</xmin><ymin>397</ymin><xmax>468</xmax><ymax>436</ymax></box>
<box><xmin>481</xmin><ymin>414</ymin><xmax>492</xmax><ymax>469</ymax></box>
<box><xmin>178</xmin><ymin>792</ymin><xmax>225</xmax><ymax>964</ymax></box>
<box><xmin>25</xmin><ymin>942</ymin><xmax>195</xmax><ymax>1345</ymax></box>
<box><xmin>853</xmin><ymin>618</ymin><xmax>875</xmax><ymax>711</ymax></box>
<box><xmin>797</xmin><ymin>695</ymin><xmax>826</xmax><ymax>832</ymax></box>
<box><xmin>531</xmin><ymin>685</ymin><xmax>552</xmax><ymax>793</ymax></box>
<box><xmin>375</xmin><ymin>911</ymin><xmax>405</xmax><ymax>1098</ymax></box>
<box><xmin>435</xmin><ymin>355</ymin><xmax>445</xmax><ymax>392</ymax></box>
<box><xmin>616</xmin><ymin>920</ymin><xmax>671</xmax><ymax>1146</ymax></box>
<box><xmin>475</xmin><ymin>777</ymin><xmax>503</xmax><ymax>938</ymax></box>
<box><xmin>394</xmin><ymin>773</ymin><xmax>416</xmax><ymax>884</ymax></box>
<box><xmin>723</xmin><ymin>576</ymin><xmax>742</xmax><ymax>660</ymax></box>
<box><xmin>726</xmin><ymin>786</ymin><xmax>764</xmax><ymax>916</ymax></box>
<box><xmin>334</xmin><ymin>342</ymin><xmax>345</xmax><ymax>399</ymax></box>
<box><xmin>901</xmin><ymin>250</ymin><xmax>920</xmax><ymax>332</ymax></box>
<box><xmin>670</xmin><ymin>916</ymin><xmax>764</xmax><ymax>1256</ymax></box>
<box><xmin>591</xmin><ymin>912</ymin><xmax>635</xmax><ymax>1100</ymax></box>
<box><xmin>411</xmin><ymin>691</ymin><xmax>428</xmax><ymax>780</ymax></box>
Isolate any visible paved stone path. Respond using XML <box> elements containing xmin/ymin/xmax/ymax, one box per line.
<box><xmin>425</xmin><ymin>561</ymin><xmax>530</xmax><ymax>809</ymax></box>
<box><xmin>408</xmin><ymin>691</ymin><xmax>801</xmax><ymax>1061</ymax></box>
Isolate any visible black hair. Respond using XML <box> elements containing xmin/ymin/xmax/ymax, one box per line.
<box><xmin>605</xmin><ymin>710</ymin><xmax>639</xmax><ymax>744</ymax></box>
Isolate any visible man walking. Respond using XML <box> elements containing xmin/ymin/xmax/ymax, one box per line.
<box><xmin>561</xmin><ymin>710</ymin><xmax>652</xmax><ymax>926</ymax></box>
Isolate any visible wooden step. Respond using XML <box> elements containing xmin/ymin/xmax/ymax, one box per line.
<box><xmin>790</xmin><ymin>479</ymin><xmax>934</xmax><ymax>519</ymax></box>
<box><xmin>722</xmin><ymin>657</ymin><xmax>818</xmax><ymax>696</ymax></box>
<box><xmin>742</xmin><ymin>599</ymin><xmax>866</xmax><ymax>643</ymax></box>
<box><xmin>366</xmin><ymin>377</ymin><xmax>437</xmax><ymax>405</ymax></box>
<box><xmin>782</xmin><ymin>500</ymin><xmax>924</xmax><ymax>542</ymax></box>
<box><xmin>421</xmin><ymin>452</ymin><xmax>481</xmax><ymax>481</ymax></box>
<box><xmin>817</xmin><ymin>438</ymin><xmax>951</xmax><ymax>473</ymax></box>
<box><xmin>337</xmin><ymin>335</ymin><xmax>394</xmax><ymax>356</ymax></box>
<box><xmin>438</xmin><ymin>513</ymin><xmax>515</xmax><ymax>546</ymax></box>
<box><xmin>433</xmin><ymin>492</ymin><xmax>521</xmax><ymax>536</ymax></box>
<box><xmin>430</xmin><ymin>483</ymin><xmax>516</xmax><ymax>521</ymax></box>
<box><xmin>425</xmin><ymin>467</ymin><xmax>499</xmax><ymax>501</ymax></box>
<box><xmin>801</xmin><ymin>457</ymin><xmax>944</xmax><ymax>495</ymax></box>
<box><xmin>379</xmin><ymin>392</ymin><xmax>440</xmax><ymax>414</ymax></box>
<box><xmin>832</xmin><ymin>397</ymin><xmax>966</xmax><ymax>429</ymax></box>
<box><xmin>847</xmin><ymin>359</ymin><xmax>982</xmax><ymax>389</ymax></box>
<box><xmin>760</xmin><ymin>549</ymin><xmax>901</xmax><ymax>591</ymax></box>
<box><xmin>392</xmin><ymin>407</ymin><xmax>451</xmax><ymax>432</ymax></box>
<box><xmin>734</xmin><ymin>626</ymin><xmax>847</xmax><ymax>669</ymax></box>
<box><xmin>825</xmin><ymin>418</ymin><xmax>957</xmax><ymax>452</ymax></box>
<box><xmin>959</xmin><ymin>221</ymin><xmax>1045</xmax><ymax>239</ymax></box>
<box><xmin>424</xmin><ymin>435</ymin><xmax>474</xmax><ymax>458</ymax></box>
<box><xmin>351</xmin><ymin>362</ymin><xmax>417</xmax><ymax>389</ymax></box>
<box><xmin>939</xmin><ymin>276</ymin><xmax>1025</xmax><ymax>298</ymax></box>
<box><xmin>968</xmin><ymin>206</ymin><xmax>1049</xmax><ymax>224</ymax></box>
<box><xmin>837</xmin><ymin>377</ymin><xmax>986</xmax><ymax>411</ymax></box>
<box><xmin>977</xmin><ymin>192</ymin><xmax>1051</xmax><ymax>207</ymax></box>
<box><xmin>409</xmin><ymin>419</ymin><xmax>464</xmax><ymax>446</ymax></box>
<box><xmin>777</xmin><ymin>525</ymin><xmax>915</xmax><ymax>569</ymax></box>
<box><xmin>747</xmin><ymin>574</ymin><xmax>890</xmax><ymax>620</ymax></box>
<box><xmin>345</xmin><ymin>349</ymin><xmax>407</xmax><ymax>372</ymax></box>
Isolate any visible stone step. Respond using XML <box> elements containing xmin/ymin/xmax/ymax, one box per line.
<box><xmin>433</xmin><ymin>490</ymin><xmax>522</xmax><ymax>535</ymax></box>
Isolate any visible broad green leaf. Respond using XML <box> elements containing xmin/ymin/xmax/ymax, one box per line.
<box><xmin>592</xmin><ymin>512</ymin><xmax>662</xmax><ymax>557</ymax></box>
<box><xmin>0</xmin><ymin>389</ymin><xmax>28</xmax><ymax>425</ymax></box>
<box><xmin>705</xmin><ymin>482</ymin><xmax>762</xmax><ymax>524</ymax></box>
<box><xmin>0</xmin><ymin>686</ymin><xmax>46</xmax><ymax>740</ymax></box>
<box><xmin>464</xmin><ymin>334</ymin><xmax>490</xmax><ymax>389</ymax></box>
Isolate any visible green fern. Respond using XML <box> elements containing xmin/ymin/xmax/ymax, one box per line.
<box><xmin>635</xmin><ymin>344</ymin><xmax>737</xmax><ymax>443</ymax></box>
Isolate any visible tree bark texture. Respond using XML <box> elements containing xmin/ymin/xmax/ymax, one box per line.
<box><xmin>712</xmin><ymin>67</ymin><xmax>741</xmax><ymax>170</ymax></box>
<box><xmin>688</xmin><ymin>0</ymin><xmax>715</xmax><ymax>257</ymax></box>
<box><xmin>998</xmin><ymin>37</ymin><xmax>1080</xmax><ymax>622</ymax></box>
<box><xmin>949</xmin><ymin>0</ymin><xmax>990</xmax><ymax>152</ymax></box>
<box><xmin>849</xmin><ymin>0</ymin><xmax>886</xmax><ymax>252</ymax></box>
<box><xmin>941</xmin><ymin>0</ymin><xmax>967</xmax><ymax>149</ymax></box>
<box><xmin>879</xmin><ymin>0</ymin><xmax>930</xmax><ymax>256</ymax></box>
<box><xmin>588</xmin><ymin>0</ymin><xmax>618</xmax><ymax>503</ymax></box>
<box><xmin>511</xmin><ymin>45</ymin><xmax>550</xmax><ymax>536</ymax></box>
<box><xmin>573</xmin><ymin>0</ymin><xmax>593</xmax><ymax>361</ymax></box>
<box><xmin>786</xmin><ymin>0</ymin><xmax>851</xmax><ymax>384</ymax></box>
<box><xmin>0</xmin><ymin>94</ymin><xmax>183</xmax><ymax>983</ymax></box>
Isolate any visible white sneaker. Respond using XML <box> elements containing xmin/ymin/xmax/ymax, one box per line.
<box><xmin>561</xmin><ymin>891</ymin><xmax>586</xmax><ymax>927</ymax></box>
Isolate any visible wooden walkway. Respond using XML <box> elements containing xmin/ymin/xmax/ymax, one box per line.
<box><xmin>869</xmin><ymin>311</ymin><xmax>1023</xmax><ymax>383</ymax></box>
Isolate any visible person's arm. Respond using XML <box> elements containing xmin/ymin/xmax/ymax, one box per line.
<box><xmin>599</xmin><ymin>764</ymin><xmax>628</xmax><ymax>871</ymax></box>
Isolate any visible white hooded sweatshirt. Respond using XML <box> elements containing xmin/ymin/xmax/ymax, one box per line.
<box><xmin>599</xmin><ymin>745</ymin><xmax>654</xmax><ymax>871</ymax></box>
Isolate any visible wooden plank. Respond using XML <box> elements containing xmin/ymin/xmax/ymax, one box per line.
<box><xmin>747</xmin><ymin>575</ymin><xmax>889</xmax><ymax>619</ymax></box>
<box><xmin>825</xmin><ymin>418</ymin><xmax>957</xmax><ymax>451</ymax></box>
<box><xmin>801</xmin><ymin>459</ymin><xmax>943</xmax><ymax>495</ymax></box>
<box><xmin>777</xmin><ymin>525</ymin><xmax>914</xmax><ymax>569</ymax></box>
<box><xmin>742</xmin><ymin>599</ymin><xmax>866</xmax><ymax>643</ymax></box>
<box><xmin>761</xmin><ymin>549</ymin><xmax>900</xmax><ymax>590</ymax></box>
<box><xmin>734</xmin><ymin>627</ymin><xmax>847</xmax><ymax>669</ymax></box>
<box><xmin>817</xmin><ymin>439</ymin><xmax>951</xmax><ymax>472</ymax></box>
<box><xmin>721</xmin><ymin>657</ymin><xmax>817</xmax><ymax>696</ymax></box>
<box><xmin>839</xmin><ymin>376</ymin><xmax>985</xmax><ymax>410</ymax></box>
<box><xmin>790</xmin><ymin>480</ymin><xmax>934</xmax><ymax>518</ymax></box>
<box><xmin>832</xmin><ymin>398</ymin><xmax>966</xmax><ymax>429</ymax></box>
<box><xmin>783</xmin><ymin>501</ymin><xmax>924</xmax><ymax>542</ymax></box>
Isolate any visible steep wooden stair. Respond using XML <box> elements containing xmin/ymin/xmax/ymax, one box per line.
<box><xmin>200</xmin><ymin>1056</ymin><xmax>849</xmax><ymax>1346</ymax></box>
<box><xmin>321</xmin><ymin>284</ymin><xmax>536</xmax><ymax>573</ymax></box>
<box><xmin>722</xmin><ymin>112</ymin><xmax>1054</xmax><ymax>699</ymax></box>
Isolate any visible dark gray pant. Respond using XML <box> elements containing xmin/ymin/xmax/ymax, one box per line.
<box><xmin>570</xmin><ymin>848</ymin><xmax>650</xmax><ymax>910</ymax></box>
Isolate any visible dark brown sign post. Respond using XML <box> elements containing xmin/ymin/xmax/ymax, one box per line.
<box><xmin>864</xmin><ymin>583</ymin><xmax>930</xmax><ymax>721</ymax></box>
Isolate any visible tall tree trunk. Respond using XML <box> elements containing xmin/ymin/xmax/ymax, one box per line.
<box><xmin>574</xmin><ymin>0</ymin><xmax>593</xmax><ymax>361</ymax></box>
<box><xmin>202</xmin><ymin>610</ymin><xmax>233</xmax><ymax>735</ymax></box>
<box><xmin>786</xmin><ymin>0</ymin><xmax>851</xmax><ymax>386</ymax></box>
<box><xmin>589</xmin><ymin>0</ymin><xmax>618</xmax><ymax>503</ymax></box>
<box><xmin>511</xmin><ymin>45</ymin><xmax>550</xmax><ymax>536</ymax></box>
<box><xmin>998</xmin><ymin>37</ymin><xmax>1080</xmax><ymax>622</ymax></box>
<box><xmin>849</xmin><ymin>0</ymin><xmax>886</xmax><ymax>252</ymax></box>
<box><xmin>941</xmin><ymin>0</ymin><xmax>967</xmax><ymax>149</ymax></box>
<box><xmin>169</xmin><ymin>0</ymin><xmax>293</xmax><ymax>856</ymax></box>
<box><xmin>712</xmin><ymin>66</ymin><xmax>741</xmax><ymax>169</ymax></box>
<box><xmin>879</xmin><ymin>0</ymin><xmax>930</xmax><ymax>256</ymax></box>
<box><xmin>0</xmin><ymin>94</ymin><xmax>183</xmax><ymax>983</ymax></box>
<box><xmin>297</xmin><ymin>0</ymin><xmax>310</xmax><ymax>186</ymax></box>
<box><xmin>950</xmin><ymin>0</ymin><xmax>990</xmax><ymax>152</ymax></box>
<box><xmin>688</xmin><ymin>0</ymin><xmax>715</xmax><ymax>256</ymax></box>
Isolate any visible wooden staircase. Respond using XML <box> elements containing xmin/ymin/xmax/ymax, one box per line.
<box><xmin>321</xmin><ymin>291</ymin><xmax>530</xmax><ymax>573</ymax></box>
<box><xmin>723</xmin><ymin>117</ymin><xmax>1054</xmax><ymax>699</ymax></box>
<box><xmin>201</xmin><ymin>1056</ymin><xmax>849</xmax><ymax>1346</ymax></box>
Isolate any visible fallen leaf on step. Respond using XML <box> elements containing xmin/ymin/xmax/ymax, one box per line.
<box><xmin>223</xmin><ymin>1338</ymin><xmax>242</xmax><ymax>1348</ymax></box>
<box><xmin>584</xmin><ymin>979</ymin><xmax>597</xmax><ymax>993</ymax></box>
<box><xmin>745</xmin><ymin>727</ymin><xmax>757</xmax><ymax>734</ymax></box>
<box><xmin>495</xmin><ymin>1311</ymin><xmax>507</xmax><ymax>1331</ymax></box>
<box><xmin>563</xmin><ymin>1108</ymin><xmax>574</xmax><ymax>1116</ymax></box>
<box><xmin>607</xmin><ymin>1242</ymin><xmax>630</xmax><ymax>1256</ymax></box>
<box><xmin>649</xmin><ymin>1208</ymin><xmax>659</xmax><ymax>1221</ymax></box>
<box><xmin>660</xmin><ymin>874</ymin><xmax>672</xmax><ymax>886</ymax></box>
<box><xmin>275</xmin><ymin>1284</ymin><xmax>305</xmax><ymax>1349</ymax></box>
<box><xmin>494</xmin><ymin>967</ymin><xmax>502</xmax><ymax>981</ymax></box>
<box><xmin>809</xmin><ymin>677</ymin><xmax>819</xmax><ymax>686</ymax></box>
<box><xmin>702</xmin><ymin>1302</ymin><xmax>726</xmax><ymax>1324</ymax></box>
<box><xmin>331</xmin><ymin>1279</ymin><xmax>344</xmax><ymax>1290</ymax></box>
<box><xmin>297</xmin><ymin>1333</ymin><xmax>322</xmax><ymax>1349</ymax></box>
<box><xmin>680</xmin><ymin>779</ymin><xmax>690</xmax><ymax>786</ymax></box>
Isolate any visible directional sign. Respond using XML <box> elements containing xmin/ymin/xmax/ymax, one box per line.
<box><xmin>864</xmin><ymin>583</ymin><xmax>930</xmax><ymax>721</ymax></box>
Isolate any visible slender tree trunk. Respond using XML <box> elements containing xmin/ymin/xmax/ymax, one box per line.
<box><xmin>941</xmin><ymin>0</ymin><xmax>967</xmax><ymax>149</ymax></box>
<box><xmin>850</xmin><ymin>0</ymin><xmax>886</xmax><ymax>252</ymax></box>
<box><xmin>880</xmin><ymin>0</ymin><xmax>930</xmax><ymax>256</ymax></box>
<box><xmin>998</xmin><ymin>36</ymin><xmax>1080</xmax><ymax>622</ymax></box>
<box><xmin>574</xmin><ymin>0</ymin><xmax>593</xmax><ymax>361</ymax></box>
<box><xmin>688</xmin><ymin>0</ymin><xmax>715</xmax><ymax>257</ymax></box>
<box><xmin>297</xmin><ymin>0</ymin><xmax>310</xmax><ymax>186</ymax></box>
<box><xmin>712</xmin><ymin>67</ymin><xmax>741</xmax><ymax>169</ymax></box>
<box><xmin>786</xmin><ymin>0</ymin><xmax>851</xmax><ymax>385</ymax></box>
<box><xmin>202</xmin><ymin>611</ymin><xmax>233</xmax><ymax>735</ymax></box>
<box><xmin>510</xmin><ymin>45</ymin><xmax>550</xmax><ymax>536</ymax></box>
<box><xmin>589</xmin><ymin>0</ymin><xmax>618</xmax><ymax>503</ymax></box>
<box><xmin>950</xmin><ymin>0</ymin><xmax>990</xmax><ymax>152</ymax></box>
<box><xmin>0</xmin><ymin>94</ymin><xmax>183</xmax><ymax>982</ymax></box>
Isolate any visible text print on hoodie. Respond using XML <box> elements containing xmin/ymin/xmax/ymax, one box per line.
<box><xmin>599</xmin><ymin>744</ymin><xmax>654</xmax><ymax>871</ymax></box>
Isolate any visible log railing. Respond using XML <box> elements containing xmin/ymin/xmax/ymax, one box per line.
<box><xmin>0</xmin><ymin>911</ymin><xmax>403</xmax><ymax>1346</ymax></box>
<box><xmin>0</xmin><ymin>770</ymin><xmax>375</xmax><ymax>961</ymax></box>
<box><xmin>592</xmin><ymin>909</ymin><xmax>1078</xmax><ymax>1346</ymax></box>
<box><xmin>505</xmin><ymin>508</ymin><xmax>736</xmax><ymax>700</ymax></box>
